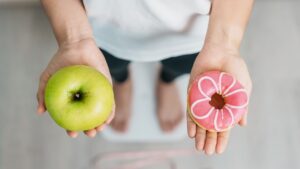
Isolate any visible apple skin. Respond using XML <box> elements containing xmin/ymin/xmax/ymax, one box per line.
<box><xmin>45</xmin><ymin>65</ymin><xmax>114</xmax><ymax>131</ymax></box>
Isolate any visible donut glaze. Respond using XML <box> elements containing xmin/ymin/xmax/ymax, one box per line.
<box><xmin>188</xmin><ymin>71</ymin><xmax>248</xmax><ymax>132</ymax></box>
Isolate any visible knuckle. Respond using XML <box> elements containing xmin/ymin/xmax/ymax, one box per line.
<box><xmin>188</xmin><ymin>132</ymin><xmax>195</xmax><ymax>138</ymax></box>
<box><xmin>218</xmin><ymin>133</ymin><xmax>229</xmax><ymax>140</ymax></box>
<box><xmin>188</xmin><ymin>134</ymin><xmax>194</xmax><ymax>139</ymax></box>
<box><xmin>39</xmin><ymin>74</ymin><xmax>44</xmax><ymax>82</ymax></box>
<box><xmin>39</xmin><ymin>71</ymin><xmax>48</xmax><ymax>82</ymax></box>
<box><xmin>196</xmin><ymin>145</ymin><xmax>202</xmax><ymax>151</ymax></box>
<box><xmin>206</xmin><ymin>132</ymin><xmax>217</xmax><ymax>140</ymax></box>
<box><xmin>197</xmin><ymin>128</ymin><xmax>206</xmax><ymax>135</ymax></box>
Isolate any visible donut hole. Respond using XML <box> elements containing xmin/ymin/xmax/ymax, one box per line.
<box><xmin>209</xmin><ymin>93</ymin><xmax>225</xmax><ymax>109</ymax></box>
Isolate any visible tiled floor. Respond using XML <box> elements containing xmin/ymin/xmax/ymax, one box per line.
<box><xmin>0</xmin><ymin>1</ymin><xmax>300</xmax><ymax>169</ymax></box>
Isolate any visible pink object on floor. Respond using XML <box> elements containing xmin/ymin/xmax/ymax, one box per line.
<box><xmin>91</xmin><ymin>148</ymin><xmax>196</xmax><ymax>169</ymax></box>
<box><xmin>188</xmin><ymin>71</ymin><xmax>248</xmax><ymax>132</ymax></box>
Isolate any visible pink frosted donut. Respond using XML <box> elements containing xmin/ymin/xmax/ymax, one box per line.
<box><xmin>188</xmin><ymin>71</ymin><xmax>248</xmax><ymax>132</ymax></box>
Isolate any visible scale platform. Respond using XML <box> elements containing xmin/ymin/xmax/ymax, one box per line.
<box><xmin>101</xmin><ymin>62</ymin><xmax>189</xmax><ymax>143</ymax></box>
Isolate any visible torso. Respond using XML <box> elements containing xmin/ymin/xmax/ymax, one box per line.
<box><xmin>83</xmin><ymin>0</ymin><xmax>211</xmax><ymax>61</ymax></box>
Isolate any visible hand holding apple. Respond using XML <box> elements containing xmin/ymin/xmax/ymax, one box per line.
<box><xmin>37</xmin><ymin>38</ymin><xmax>115</xmax><ymax>138</ymax></box>
<box><xmin>45</xmin><ymin>65</ymin><xmax>114</xmax><ymax>131</ymax></box>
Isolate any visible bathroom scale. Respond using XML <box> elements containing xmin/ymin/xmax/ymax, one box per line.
<box><xmin>101</xmin><ymin>62</ymin><xmax>189</xmax><ymax>142</ymax></box>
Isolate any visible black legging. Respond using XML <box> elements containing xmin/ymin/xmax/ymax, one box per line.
<box><xmin>100</xmin><ymin>49</ymin><xmax>198</xmax><ymax>83</ymax></box>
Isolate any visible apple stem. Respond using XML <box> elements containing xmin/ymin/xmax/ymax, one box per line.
<box><xmin>72</xmin><ymin>91</ymin><xmax>83</xmax><ymax>101</ymax></box>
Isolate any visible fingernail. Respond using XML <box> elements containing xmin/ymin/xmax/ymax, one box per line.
<box><xmin>36</xmin><ymin>106</ymin><xmax>43</xmax><ymax>115</ymax></box>
<box><xmin>188</xmin><ymin>131</ymin><xmax>195</xmax><ymax>138</ymax></box>
<box><xmin>196</xmin><ymin>144</ymin><xmax>203</xmax><ymax>151</ymax></box>
<box><xmin>205</xmin><ymin>151</ymin><xmax>213</xmax><ymax>155</ymax></box>
<box><xmin>70</xmin><ymin>135</ymin><xmax>77</xmax><ymax>138</ymax></box>
<box><xmin>205</xmin><ymin>148</ymin><xmax>214</xmax><ymax>155</ymax></box>
<box><xmin>67</xmin><ymin>131</ymin><xmax>78</xmax><ymax>138</ymax></box>
<box><xmin>90</xmin><ymin>132</ymin><xmax>96</xmax><ymax>138</ymax></box>
<box><xmin>240</xmin><ymin>122</ymin><xmax>247</xmax><ymax>126</ymax></box>
<box><xmin>68</xmin><ymin>133</ymin><xmax>77</xmax><ymax>138</ymax></box>
<box><xmin>216</xmin><ymin>147</ymin><xmax>224</xmax><ymax>154</ymax></box>
<box><xmin>196</xmin><ymin>140</ymin><xmax>204</xmax><ymax>150</ymax></box>
<box><xmin>99</xmin><ymin>125</ymin><xmax>105</xmax><ymax>132</ymax></box>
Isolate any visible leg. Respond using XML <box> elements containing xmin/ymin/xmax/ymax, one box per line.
<box><xmin>156</xmin><ymin>53</ymin><xmax>198</xmax><ymax>132</ymax></box>
<box><xmin>160</xmin><ymin>53</ymin><xmax>198</xmax><ymax>83</ymax></box>
<box><xmin>101</xmin><ymin>49</ymin><xmax>130</xmax><ymax>83</ymax></box>
<box><xmin>101</xmin><ymin>49</ymin><xmax>132</xmax><ymax>132</ymax></box>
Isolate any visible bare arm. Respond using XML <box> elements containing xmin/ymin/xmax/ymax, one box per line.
<box><xmin>41</xmin><ymin>0</ymin><xmax>93</xmax><ymax>46</ymax></box>
<box><xmin>38</xmin><ymin>0</ymin><xmax>114</xmax><ymax>138</ymax></box>
<box><xmin>204</xmin><ymin>0</ymin><xmax>254</xmax><ymax>50</ymax></box>
<box><xmin>188</xmin><ymin>0</ymin><xmax>254</xmax><ymax>155</ymax></box>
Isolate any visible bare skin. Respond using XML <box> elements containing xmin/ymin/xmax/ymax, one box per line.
<box><xmin>110</xmin><ymin>74</ymin><xmax>184</xmax><ymax>133</ymax></box>
<box><xmin>156</xmin><ymin>79</ymin><xmax>184</xmax><ymax>132</ymax></box>
<box><xmin>110</xmin><ymin>76</ymin><xmax>133</xmax><ymax>132</ymax></box>
<box><xmin>39</xmin><ymin>0</ymin><xmax>253</xmax><ymax>154</ymax></box>
<box><xmin>187</xmin><ymin>0</ymin><xmax>254</xmax><ymax>155</ymax></box>
<box><xmin>36</xmin><ymin>38</ymin><xmax>115</xmax><ymax>138</ymax></box>
<box><xmin>38</xmin><ymin>0</ymin><xmax>114</xmax><ymax>138</ymax></box>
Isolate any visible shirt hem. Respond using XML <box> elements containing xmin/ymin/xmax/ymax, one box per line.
<box><xmin>96</xmin><ymin>39</ymin><xmax>205</xmax><ymax>62</ymax></box>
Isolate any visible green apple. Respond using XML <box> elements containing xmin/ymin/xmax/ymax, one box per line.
<box><xmin>45</xmin><ymin>65</ymin><xmax>114</xmax><ymax>131</ymax></box>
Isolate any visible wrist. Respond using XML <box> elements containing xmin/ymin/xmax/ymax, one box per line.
<box><xmin>204</xmin><ymin>25</ymin><xmax>244</xmax><ymax>52</ymax></box>
<box><xmin>202</xmin><ymin>42</ymin><xmax>240</xmax><ymax>57</ymax></box>
<box><xmin>56</xmin><ymin>25</ymin><xmax>94</xmax><ymax>47</ymax></box>
<box><xmin>201</xmin><ymin>39</ymin><xmax>240</xmax><ymax>60</ymax></box>
<box><xmin>41</xmin><ymin>0</ymin><xmax>94</xmax><ymax>47</ymax></box>
<box><xmin>58</xmin><ymin>36</ymin><xmax>97</xmax><ymax>55</ymax></box>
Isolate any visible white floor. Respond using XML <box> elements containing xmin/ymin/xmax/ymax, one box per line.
<box><xmin>102</xmin><ymin>62</ymin><xmax>189</xmax><ymax>143</ymax></box>
<box><xmin>0</xmin><ymin>1</ymin><xmax>300</xmax><ymax>169</ymax></box>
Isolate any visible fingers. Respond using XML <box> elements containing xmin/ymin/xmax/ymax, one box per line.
<box><xmin>67</xmin><ymin>131</ymin><xmax>78</xmax><ymax>138</ymax></box>
<box><xmin>36</xmin><ymin>88</ymin><xmax>46</xmax><ymax>115</ymax></box>
<box><xmin>187</xmin><ymin>113</ymin><xmax>197</xmax><ymax>138</ymax></box>
<box><xmin>193</xmin><ymin>128</ymin><xmax>230</xmax><ymax>155</ymax></box>
<box><xmin>95</xmin><ymin>125</ymin><xmax>105</xmax><ymax>132</ymax></box>
<box><xmin>85</xmin><ymin>113</ymin><xmax>114</xmax><ymax>137</ymax></box>
<box><xmin>66</xmin><ymin>127</ymin><xmax>101</xmax><ymax>139</ymax></box>
<box><xmin>105</xmin><ymin>110</ymin><xmax>115</xmax><ymax>125</ymax></box>
<box><xmin>96</xmin><ymin>109</ymin><xmax>115</xmax><ymax>132</ymax></box>
<box><xmin>239</xmin><ymin>111</ymin><xmax>248</xmax><ymax>126</ymax></box>
<box><xmin>67</xmin><ymin>129</ymin><xmax>97</xmax><ymax>138</ymax></box>
<box><xmin>216</xmin><ymin>131</ymin><xmax>230</xmax><ymax>154</ymax></box>
<box><xmin>94</xmin><ymin>118</ymin><xmax>111</xmax><ymax>132</ymax></box>
<box><xmin>66</xmin><ymin>109</ymin><xmax>116</xmax><ymax>138</ymax></box>
<box><xmin>36</xmin><ymin>71</ymin><xmax>49</xmax><ymax>115</ymax></box>
<box><xmin>204</xmin><ymin>131</ymin><xmax>218</xmax><ymax>155</ymax></box>
<box><xmin>195</xmin><ymin>127</ymin><xmax>206</xmax><ymax>151</ymax></box>
<box><xmin>92</xmin><ymin>52</ymin><xmax>113</xmax><ymax>85</ymax></box>
<box><xmin>84</xmin><ymin>129</ymin><xmax>97</xmax><ymax>138</ymax></box>
<box><xmin>94</xmin><ymin>113</ymin><xmax>114</xmax><ymax>132</ymax></box>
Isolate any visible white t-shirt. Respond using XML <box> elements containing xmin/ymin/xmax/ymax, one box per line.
<box><xmin>83</xmin><ymin>0</ymin><xmax>211</xmax><ymax>61</ymax></box>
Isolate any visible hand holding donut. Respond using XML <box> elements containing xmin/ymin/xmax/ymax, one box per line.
<box><xmin>187</xmin><ymin>46</ymin><xmax>252</xmax><ymax>155</ymax></box>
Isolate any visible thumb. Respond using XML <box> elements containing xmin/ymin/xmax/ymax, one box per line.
<box><xmin>187</xmin><ymin>54</ymin><xmax>216</xmax><ymax>89</ymax></box>
<box><xmin>36</xmin><ymin>71</ymin><xmax>49</xmax><ymax>115</ymax></box>
<box><xmin>91</xmin><ymin>55</ymin><xmax>113</xmax><ymax>85</ymax></box>
<box><xmin>238</xmin><ymin>109</ymin><xmax>248</xmax><ymax>126</ymax></box>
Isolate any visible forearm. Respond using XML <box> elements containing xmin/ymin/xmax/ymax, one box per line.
<box><xmin>41</xmin><ymin>0</ymin><xmax>93</xmax><ymax>46</ymax></box>
<box><xmin>204</xmin><ymin>0</ymin><xmax>254</xmax><ymax>50</ymax></box>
